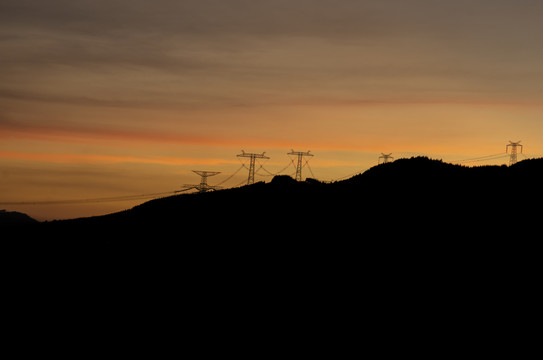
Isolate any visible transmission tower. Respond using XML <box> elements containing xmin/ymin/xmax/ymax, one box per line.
<box><xmin>237</xmin><ymin>150</ymin><xmax>270</xmax><ymax>185</ymax></box>
<box><xmin>287</xmin><ymin>150</ymin><xmax>314</xmax><ymax>181</ymax></box>
<box><xmin>506</xmin><ymin>141</ymin><xmax>523</xmax><ymax>166</ymax></box>
<box><xmin>378</xmin><ymin>153</ymin><xmax>394</xmax><ymax>165</ymax></box>
<box><xmin>184</xmin><ymin>170</ymin><xmax>221</xmax><ymax>192</ymax></box>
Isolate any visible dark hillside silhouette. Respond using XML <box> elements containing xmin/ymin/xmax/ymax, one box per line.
<box><xmin>1</xmin><ymin>210</ymin><xmax>38</xmax><ymax>226</ymax></box>
<box><xmin>16</xmin><ymin>157</ymin><xmax>543</xmax><ymax>240</ymax></box>
<box><xmin>10</xmin><ymin>157</ymin><xmax>542</xmax><ymax>299</ymax></box>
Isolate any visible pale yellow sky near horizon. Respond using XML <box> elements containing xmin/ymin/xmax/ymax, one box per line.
<box><xmin>2</xmin><ymin>0</ymin><xmax>543</xmax><ymax>220</ymax></box>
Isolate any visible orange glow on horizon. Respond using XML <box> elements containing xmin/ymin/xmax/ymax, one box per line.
<box><xmin>0</xmin><ymin>150</ymin><xmax>240</xmax><ymax>166</ymax></box>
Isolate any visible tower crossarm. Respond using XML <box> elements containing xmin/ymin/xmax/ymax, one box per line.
<box><xmin>237</xmin><ymin>151</ymin><xmax>270</xmax><ymax>160</ymax></box>
<box><xmin>287</xmin><ymin>150</ymin><xmax>313</xmax><ymax>157</ymax></box>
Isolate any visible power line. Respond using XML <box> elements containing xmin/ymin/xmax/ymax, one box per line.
<box><xmin>302</xmin><ymin>160</ymin><xmax>315</xmax><ymax>178</ymax></box>
<box><xmin>215</xmin><ymin>164</ymin><xmax>245</xmax><ymax>186</ymax></box>
<box><xmin>450</xmin><ymin>153</ymin><xmax>509</xmax><ymax>164</ymax></box>
<box><xmin>257</xmin><ymin>161</ymin><xmax>295</xmax><ymax>177</ymax></box>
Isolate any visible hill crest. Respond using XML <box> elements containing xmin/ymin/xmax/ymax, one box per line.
<box><xmin>18</xmin><ymin>156</ymin><xmax>543</xmax><ymax>235</ymax></box>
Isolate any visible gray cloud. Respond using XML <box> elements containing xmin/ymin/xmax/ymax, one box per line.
<box><xmin>0</xmin><ymin>1</ymin><xmax>395</xmax><ymax>38</ymax></box>
<box><xmin>2</xmin><ymin>0</ymin><xmax>542</xmax><ymax>38</ymax></box>
<box><xmin>2</xmin><ymin>0</ymin><xmax>543</xmax><ymax>110</ymax></box>
<box><xmin>3</xmin><ymin>0</ymin><xmax>543</xmax><ymax>63</ymax></box>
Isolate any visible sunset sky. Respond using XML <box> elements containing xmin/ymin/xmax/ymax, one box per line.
<box><xmin>2</xmin><ymin>0</ymin><xmax>543</xmax><ymax>220</ymax></box>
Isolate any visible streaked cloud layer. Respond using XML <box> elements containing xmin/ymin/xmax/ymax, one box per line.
<box><xmin>3</xmin><ymin>0</ymin><xmax>543</xmax><ymax>107</ymax></box>
<box><xmin>2</xmin><ymin>0</ymin><xmax>543</xmax><ymax>219</ymax></box>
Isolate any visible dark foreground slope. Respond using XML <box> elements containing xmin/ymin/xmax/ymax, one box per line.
<box><xmin>26</xmin><ymin>157</ymin><xmax>543</xmax><ymax>239</ymax></box>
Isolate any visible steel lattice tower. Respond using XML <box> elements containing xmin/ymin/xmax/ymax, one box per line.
<box><xmin>288</xmin><ymin>150</ymin><xmax>314</xmax><ymax>181</ymax></box>
<box><xmin>184</xmin><ymin>170</ymin><xmax>221</xmax><ymax>192</ymax></box>
<box><xmin>378</xmin><ymin>153</ymin><xmax>394</xmax><ymax>165</ymax></box>
<box><xmin>237</xmin><ymin>150</ymin><xmax>270</xmax><ymax>185</ymax></box>
<box><xmin>506</xmin><ymin>141</ymin><xmax>523</xmax><ymax>166</ymax></box>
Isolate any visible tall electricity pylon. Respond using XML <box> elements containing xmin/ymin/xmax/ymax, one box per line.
<box><xmin>184</xmin><ymin>170</ymin><xmax>221</xmax><ymax>192</ymax></box>
<box><xmin>288</xmin><ymin>150</ymin><xmax>314</xmax><ymax>181</ymax></box>
<box><xmin>237</xmin><ymin>150</ymin><xmax>270</xmax><ymax>185</ymax></box>
<box><xmin>378</xmin><ymin>153</ymin><xmax>394</xmax><ymax>165</ymax></box>
<box><xmin>506</xmin><ymin>141</ymin><xmax>523</xmax><ymax>166</ymax></box>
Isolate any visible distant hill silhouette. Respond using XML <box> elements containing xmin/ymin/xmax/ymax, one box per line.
<box><xmin>21</xmin><ymin>156</ymin><xmax>541</xmax><ymax>241</ymax></box>
<box><xmin>0</xmin><ymin>210</ymin><xmax>38</xmax><ymax>226</ymax></box>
